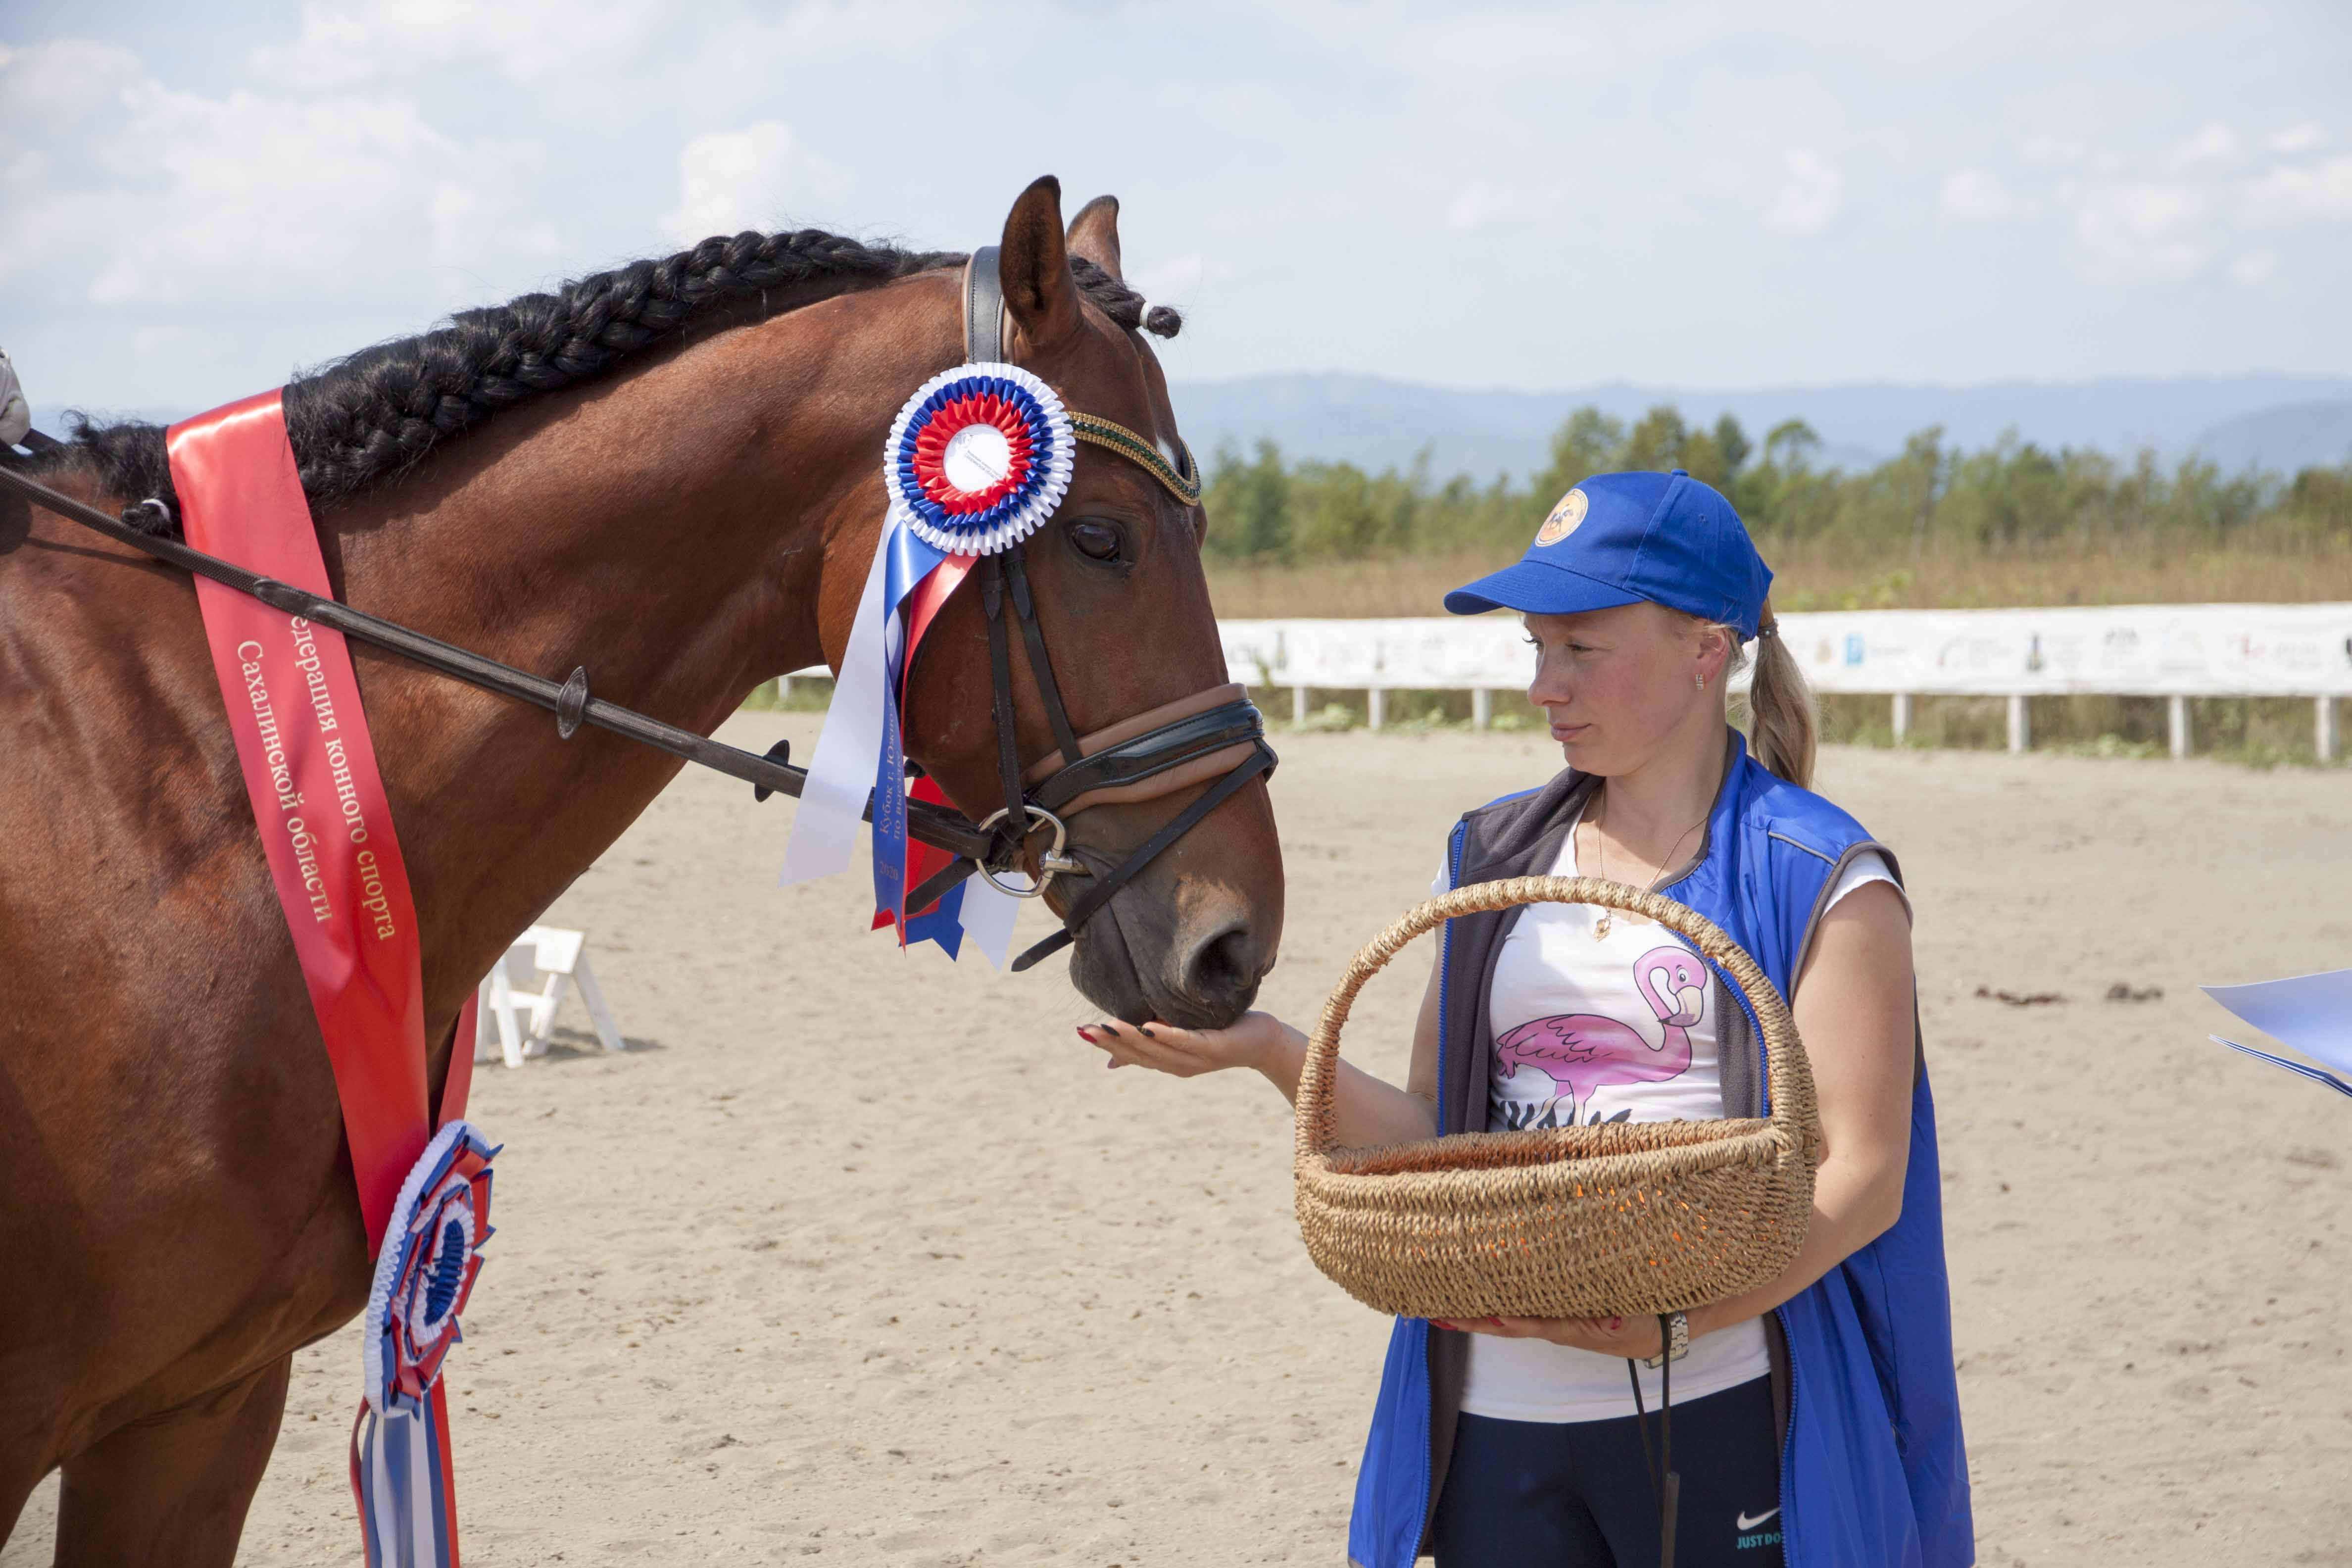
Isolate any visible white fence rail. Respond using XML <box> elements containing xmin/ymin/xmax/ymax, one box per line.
<box><xmin>790</xmin><ymin>603</ymin><xmax>2352</xmax><ymax>760</ymax></box>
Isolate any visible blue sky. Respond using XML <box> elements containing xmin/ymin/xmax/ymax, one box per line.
<box><xmin>5</xmin><ymin>1</ymin><xmax>2350</xmax><ymax>416</ymax></box>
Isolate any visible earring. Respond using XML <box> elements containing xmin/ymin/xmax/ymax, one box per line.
<box><xmin>1694</xmin><ymin>673</ymin><xmax>1705</xmax><ymax>689</ymax></box>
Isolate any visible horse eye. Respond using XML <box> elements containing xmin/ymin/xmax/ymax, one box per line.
<box><xmin>1070</xmin><ymin>519</ymin><xmax>1124</xmax><ymax>563</ymax></box>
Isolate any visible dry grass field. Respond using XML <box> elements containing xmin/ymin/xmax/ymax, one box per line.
<box><xmin>8</xmin><ymin>716</ymin><xmax>2350</xmax><ymax>1567</ymax></box>
<box><xmin>1203</xmin><ymin>539</ymin><xmax>2352</xmax><ymax>620</ymax></box>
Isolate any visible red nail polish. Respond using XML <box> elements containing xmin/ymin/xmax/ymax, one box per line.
<box><xmin>1076</xmin><ymin>1027</ymin><xmax>1094</xmax><ymax>1042</ymax></box>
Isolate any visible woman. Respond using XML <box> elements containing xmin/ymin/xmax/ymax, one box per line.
<box><xmin>1081</xmin><ymin>471</ymin><xmax>1971</xmax><ymax>1568</ymax></box>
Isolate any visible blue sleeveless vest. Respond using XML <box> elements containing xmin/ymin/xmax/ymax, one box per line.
<box><xmin>1346</xmin><ymin>740</ymin><xmax>1973</xmax><ymax>1568</ymax></box>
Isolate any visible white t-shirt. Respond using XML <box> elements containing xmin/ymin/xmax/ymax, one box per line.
<box><xmin>1434</xmin><ymin>811</ymin><xmax>1903</xmax><ymax>1422</ymax></box>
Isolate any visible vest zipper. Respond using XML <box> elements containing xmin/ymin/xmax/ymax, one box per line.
<box><xmin>1418</xmin><ymin>819</ymin><xmax>1470</xmax><ymax>1553</ymax></box>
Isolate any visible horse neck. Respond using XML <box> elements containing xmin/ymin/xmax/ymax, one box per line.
<box><xmin>320</xmin><ymin>295</ymin><xmax>909</xmax><ymax>1024</ymax></box>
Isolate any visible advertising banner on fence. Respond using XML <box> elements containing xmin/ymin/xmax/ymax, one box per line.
<box><xmin>1218</xmin><ymin>605</ymin><xmax>2352</xmax><ymax>698</ymax></box>
<box><xmin>1775</xmin><ymin>604</ymin><xmax>2352</xmax><ymax>698</ymax></box>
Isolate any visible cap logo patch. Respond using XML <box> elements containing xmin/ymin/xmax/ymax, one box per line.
<box><xmin>1534</xmin><ymin>487</ymin><xmax>1588</xmax><ymax>547</ymax></box>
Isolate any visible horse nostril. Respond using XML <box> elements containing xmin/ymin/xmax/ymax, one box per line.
<box><xmin>1182</xmin><ymin>923</ymin><xmax>1260</xmax><ymax>1015</ymax></box>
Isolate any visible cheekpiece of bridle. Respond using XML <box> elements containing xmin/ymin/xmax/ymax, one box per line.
<box><xmin>916</xmin><ymin>245</ymin><xmax>1276</xmax><ymax>970</ymax></box>
<box><xmin>0</xmin><ymin>245</ymin><xmax>1275</xmax><ymax>975</ymax></box>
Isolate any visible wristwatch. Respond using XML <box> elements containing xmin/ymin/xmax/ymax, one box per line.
<box><xmin>1642</xmin><ymin>1311</ymin><xmax>1690</xmax><ymax>1368</ymax></box>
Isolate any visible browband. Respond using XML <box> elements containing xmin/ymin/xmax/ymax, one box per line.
<box><xmin>963</xmin><ymin>245</ymin><xmax>1202</xmax><ymax>509</ymax></box>
<box><xmin>1071</xmin><ymin>414</ymin><xmax>1200</xmax><ymax>507</ymax></box>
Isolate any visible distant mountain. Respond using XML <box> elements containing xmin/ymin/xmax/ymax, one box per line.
<box><xmin>34</xmin><ymin>382</ymin><xmax>2352</xmax><ymax>489</ymax></box>
<box><xmin>1164</xmin><ymin>373</ymin><xmax>2352</xmax><ymax>483</ymax></box>
<box><xmin>2188</xmin><ymin>401</ymin><xmax>2352</xmax><ymax>475</ymax></box>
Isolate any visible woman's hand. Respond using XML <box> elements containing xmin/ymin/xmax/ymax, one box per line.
<box><xmin>1078</xmin><ymin>1013</ymin><xmax>1301</xmax><ymax>1078</ymax></box>
<box><xmin>1079</xmin><ymin>1003</ymin><xmax>1439</xmax><ymax>1146</ymax></box>
<box><xmin>1431</xmin><ymin>1314</ymin><xmax>1668</xmax><ymax>1360</ymax></box>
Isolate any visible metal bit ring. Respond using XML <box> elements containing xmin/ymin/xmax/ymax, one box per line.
<box><xmin>976</xmin><ymin>804</ymin><xmax>1085</xmax><ymax>897</ymax></box>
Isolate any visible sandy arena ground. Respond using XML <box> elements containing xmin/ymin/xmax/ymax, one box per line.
<box><xmin>10</xmin><ymin>718</ymin><xmax>2352</xmax><ymax>1567</ymax></box>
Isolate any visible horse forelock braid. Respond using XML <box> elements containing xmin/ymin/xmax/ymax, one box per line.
<box><xmin>1068</xmin><ymin>256</ymin><xmax>1183</xmax><ymax>340</ymax></box>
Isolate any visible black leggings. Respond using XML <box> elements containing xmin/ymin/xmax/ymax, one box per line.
<box><xmin>1429</xmin><ymin>1378</ymin><xmax>1785</xmax><ymax>1568</ymax></box>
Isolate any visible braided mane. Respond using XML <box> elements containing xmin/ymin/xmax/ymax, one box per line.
<box><xmin>33</xmin><ymin>230</ymin><xmax>1176</xmax><ymax>532</ymax></box>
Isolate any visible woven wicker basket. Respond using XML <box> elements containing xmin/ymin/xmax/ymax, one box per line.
<box><xmin>1294</xmin><ymin>876</ymin><xmax>1821</xmax><ymax>1322</ymax></box>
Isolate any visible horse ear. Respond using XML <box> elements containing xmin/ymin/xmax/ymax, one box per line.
<box><xmin>1066</xmin><ymin>195</ymin><xmax>1123</xmax><ymax>279</ymax></box>
<box><xmin>999</xmin><ymin>175</ymin><xmax>1082</xmax><ymax>349</ymax></box>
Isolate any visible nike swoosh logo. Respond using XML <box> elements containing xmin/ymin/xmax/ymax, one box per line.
<box><xmin>1736</xmin><ymin>1508</ymin><xmax>1781</xmax><ymax>1531</ymax></box>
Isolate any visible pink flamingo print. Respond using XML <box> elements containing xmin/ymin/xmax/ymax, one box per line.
<box><xmin>1494</xmin><ymin>945</ymin><xmax>1708</xmax><ymax>1123</ymax></box>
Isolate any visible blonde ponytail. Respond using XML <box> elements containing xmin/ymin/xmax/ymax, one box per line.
<box><xmin>1741</xmin><ymin>602</ymin><xmax>1816</xmax><ymax>789</ymax></box>
<box><xmin>1703</xmin><ymin>601</ymin><xmax>1815</xmax><ymax>789</ymax></box>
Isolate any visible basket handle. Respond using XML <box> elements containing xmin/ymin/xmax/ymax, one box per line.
<box><xmin>1294</xmin><ymin>876</ymin><xmax>1816</xmax><ymax>1165</ymax></box>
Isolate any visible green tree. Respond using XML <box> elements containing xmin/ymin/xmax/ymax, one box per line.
<box><xmin>1682</xmin><ymin>413</ymin><xmax>1752</xmax><ymax>491</ymax></box>
<box><xmin>1292</xmin><ymin>460</ymin><xmax>1380</xmax><ymax>558</ymax></box>
<box><xmin>1203</xmin><ymin>439</ymin><xmax>1294</xmax><ymax>562</ymax></box>
<box><xmin>1893</xmin><ymin>427</ymin><xmax>1948</xmax><ymax>556</ymax></box>
<box><xmin>1528</xmin><ymin>407</ymin><xmax>1627</xmax><ymax>508</ymax></box>
<box><xmin>1762</xmin><ymin>418</ymin><xmax>1821</xmax><ymax>472</ymax></box>
<box><xmin>1622</xmin><ymin>404</ymin><xmax>1690</xmax><ymax>472</ymax></box>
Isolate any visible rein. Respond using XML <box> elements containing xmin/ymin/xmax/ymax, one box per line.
<box><xmin>0</xmin><ymin>458</ymin><xmax>990</xmax><ymax>866</ymax></box>
<box><xmin>0</xmin><ymin>248</ymin><xmax>1274</xmax><ymax>973</ymax></box>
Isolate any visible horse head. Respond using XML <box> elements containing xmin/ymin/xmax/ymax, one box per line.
<box><xmin>877</xmin><ymin>179</ymin><xmax>1283</xmax><ymax>1028</ymax></box>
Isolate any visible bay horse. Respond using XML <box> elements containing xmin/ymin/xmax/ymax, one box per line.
<box><xmin>0</xmin><ymin>176</ymin><xmax>1283</xmax><ymax>1563</ymax></box>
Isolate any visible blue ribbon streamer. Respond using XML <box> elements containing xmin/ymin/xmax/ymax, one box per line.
<box><xmin>873</xmin><ymin>518</ymin><xmax>949</xmax><ymax>939</ymax></box>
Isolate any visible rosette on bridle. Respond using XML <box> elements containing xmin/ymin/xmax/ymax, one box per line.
<box><xmin>779</xmin><ymin>361</ymin><xmax>1076</xmax><ymax>960</ymax></box>
<box><xmin>886</xmin><ymin>363</ymin><xmax>1074</xmax><ymax>557</ymax></box>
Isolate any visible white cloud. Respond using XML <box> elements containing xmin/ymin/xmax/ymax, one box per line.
<box><xmin>2176</xmin><ymin>120</ymin><xmax>2240</xmax><ymax>165</ymax></box>
<box><xmin>659</xmin><ymin>122</ymin><xmax>846</xmax><ymax>247</ymax></box>
<box><xmin>1765</xmin><ymin>150</ymin><xmax>1842</xmax><ymax>236</ymax></box>
<box><xmin>2017</xmin><ymin>134</ymin><xmax>2091</xmax><ymax>170</ymax></box>
<box><xmin>2229</xmin><ymin>250</ymin><xmax>2276</xmax><ymax>285</ymax></box>
<box><xmin>2067</xmin><ymin>180</ymin><xmax>2210</xmax><ymax>284</ymax></box>
<box><xmin>84</xmin><ymin>89</ymin><xmax>460</xmax><ymax>304</ymax></box>
<box><xmin>1446</xmin><ymin>180</ymin><xmax>1558</xmax><ymax>232</ymax></box>
<box><xmin>258</xmin><ymin>0</ymin><xmax>665</xmax><ymax>84</ymax></box>
<box><xmin>2266</xmin><ymin>123</ymin><xmax>2325</xmax><ymax>155</ymax></box>
<box><xmin>135</xmin><ymin>326</ymin><xmax>186</xmax><ymax>355</ymax></box>
<box><xmin>0</xmin><ymin>39</ymin><xmax>144</xmax><ymax>121</ymax></box>
<box><xmin>1940</xmin><ymin>167</ymin><xmax>2028</xmax><ymax>224</ymax></box>
<box><xmin>2242</xmin><ymin>155</ymin><xmax>2352</xmax><ymax>223</ymax></box>
<box><xmin>0</xmin><ymin>39</ymin><xmax>558</xmax><ymax>319</ymax></box>
<box><xmin>1393</xmin><ymin>13</ymin><xmax>1610</xmax><ymax>76</ymax></box>
<box><xmin>1127</xmin><ymin>252</ymin><xmax>1227</xmax><ymax>309</ymax></box>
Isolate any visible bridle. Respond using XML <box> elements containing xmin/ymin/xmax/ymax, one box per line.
<box><xmin>919</xmin><ymin>245</ymin><xmax>1276</xmax><ymax>969</ymax></box>
<box><xmin>0</xmin><ymin>247</ymin><xmax>1275</xmax><ymax>975</ymax></box>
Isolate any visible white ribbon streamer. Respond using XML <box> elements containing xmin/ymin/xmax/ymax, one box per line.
<box><xmin>960</xmin><ymin>873</ymin><xmax>1023</xmax><ymax>971</ymax></box>
<box><xmin>778</xmin><ymin>527</ymin><xmax>892</xmax><ymax>887</ymax></box>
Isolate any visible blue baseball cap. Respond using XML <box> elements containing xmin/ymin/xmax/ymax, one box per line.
<box><xmin>1444</xmin><ymin>469</ymin><xmax>1773</xmax><ymax>640</ymax></box>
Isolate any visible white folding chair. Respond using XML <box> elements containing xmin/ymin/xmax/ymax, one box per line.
<box><xmin>475</xmin><ymin>925</ymin><xmax>626</xmax><ymax>1068</ymax></box>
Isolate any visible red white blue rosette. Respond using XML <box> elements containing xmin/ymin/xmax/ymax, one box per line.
<box><xmin>777</xmin><ymin>362</ymin><xmax>1053</xmax><ymax>966</ymax></box>
<box><xmin>352</xmin><ymin>1120</ymin><xmax>497</xmax><ymax>1568</ymax></box>
<box><xmin>882</xmin><ymin>362</ymin><xmax>1074</xmax><ymax>557</ymax></box>
<box><xmin>363</xmin><ymin>1120</ymin><xmax>496</xmax><ymax>1411</ymax></box>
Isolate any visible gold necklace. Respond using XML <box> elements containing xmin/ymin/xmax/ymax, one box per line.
<box><xmin>1587</xmin><ymin>792</ymin><xmax>1706</xmax><ymax>942</ymax></box>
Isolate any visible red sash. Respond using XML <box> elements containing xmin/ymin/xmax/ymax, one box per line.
<box><xmin>172</xmin><ymin>392</ymin><xmax>488</xmax><ymax>1568</ymax></box>
<box><xmin>168</xmin><ymin>393</ymin><xmax>456</xmax><ymax>1251</ymax></box>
